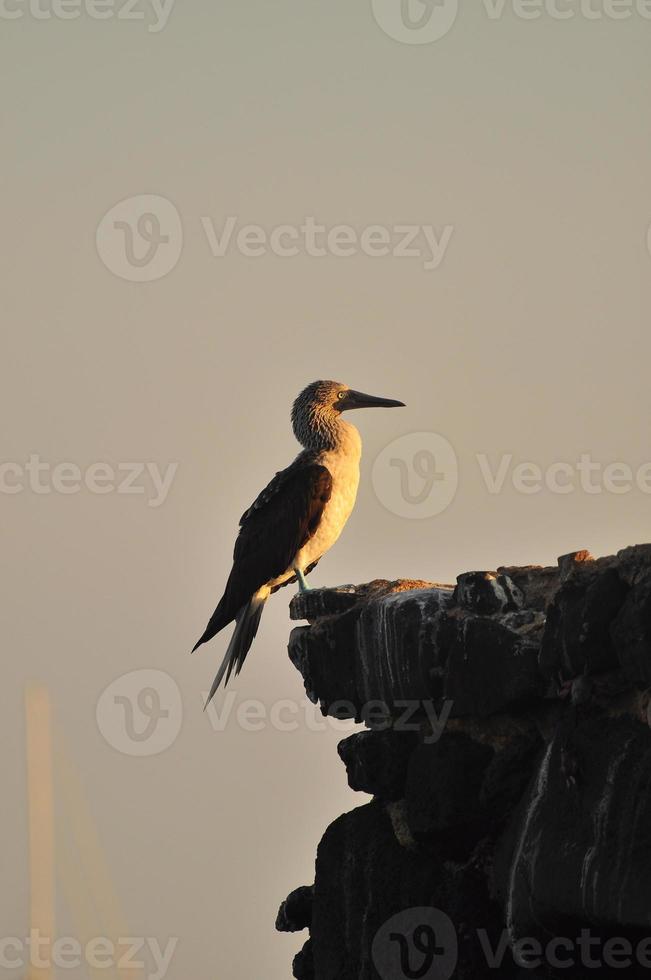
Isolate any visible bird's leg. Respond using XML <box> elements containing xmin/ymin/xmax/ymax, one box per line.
<box><xmin>294</xmin><ymin>568</ymin><xmax>311</xmax><ymax>592</ymax></box>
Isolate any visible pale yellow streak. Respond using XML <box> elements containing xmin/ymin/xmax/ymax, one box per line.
<box><xmin>25</xmin><ymin>685</ymin><xmax>54</xmax><ymax>980</ymax></box>
<box><xmin>56</xmin><ymin>826</ymin><xmax>116</xmax><ymax>980</ymax></box>
<box><xmin>55</xmin><ymin>726</ymin><xmax>142</xmax><ymax>980</ymax></box>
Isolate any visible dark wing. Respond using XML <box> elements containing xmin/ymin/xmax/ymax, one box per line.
<box><xmin>192</xmin><ymin>460</ymin><xmax>332</xmax><ymax>651</ymax></box>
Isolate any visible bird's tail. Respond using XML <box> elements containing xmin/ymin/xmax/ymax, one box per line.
<box><xmin>204</xmin><ymin>587</ymin><xmax>270</xmax><ymax>708</ymax></box>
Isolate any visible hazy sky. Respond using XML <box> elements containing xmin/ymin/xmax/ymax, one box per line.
<box><xmin>3</xmin><ymin>1</ymin><xmax>651</xmax><ymax>978</ymax></box>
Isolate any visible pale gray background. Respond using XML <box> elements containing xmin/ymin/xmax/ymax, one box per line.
<box><xmin>3</xmin><ymin>1</ymin><xmax>651</xmax><ymax>977</ymax></box>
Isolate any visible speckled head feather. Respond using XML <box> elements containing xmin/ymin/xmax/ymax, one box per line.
<box><xmin>291</xmin><ymin>380</ymin><xmax>349</xmax><ymax>450</ymax></box>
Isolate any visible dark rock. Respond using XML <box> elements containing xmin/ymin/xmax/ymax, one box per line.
<box><xmin>557</xmin><ymin>548</ymin><xmax>594</xmax><ymax>581</ymax></box>
<box><xmin>292</xmin><ymin>939</ymin><xmax>314</xmax><ymax>980</ymax></box>
<box><xmin>337</xmin><ymin>730</ymin><xmax>418</xmax><ymax>800</ymax></box>
<box><xmin>312</xmin><ymin>802</ymin><xmax>433</xmax><ymax>980</ymax></box>
<box><xmin>288</xmin><ymin>615</ymin><xmax>360</xmax><ymax>719</ymax></box>
<box><xmin>288</xmin><ymin>581</ymin><xmax>452</xmax><ymax>720</ymax></box>
<box><xmin>276</xmin><ymin>885</ymin><xmax>314</xmax><ymax>933</ymax></box>
<box><xmin>539</xmin><ymin>556</ymin><xmax>628</xmax><ymax>681</ymax></box>
<box><xmin>281</xmin><ymin>546</ymin><xmax>651</xmax><ymax>978</ymax></box>
<box><xmin>311</xmin><ymin>801</ymin><xmax>510</xmax><ymax>980</ymax></box>
<box><xmin>288</xmin><ymin>580</ymin><xmax>548</xmax><ymax>722</ymax></box>
<box><xmin>439</xmin><ymin>610</ymin><xmax>547</xmax><ymax>717</ymax></box>
<box><xmin>612</xmin><ymin>550</ymin><xmax>651</xmax><ymax>686</ymax></box>
<box><xmin>497</xmin><ymin>564</ymin><xmax>560</xmax><ymax>612</ymax></box>
<box><xmin>616</xmin><ymin>544</ymin><xmax>651</xmax><ymax>585</ymax></box>
<box><xmin>405</xmin><ymin>733</ymin><xmax>495</xmax><ymax>851</ymax></box>
<box><xmin>480</xmin><ymin>729</ymin><xmax>545</xmax><ymax>826</ymax></box>
<box><xmin>289</xmin><ymin>586</ymin><xmax>360</xmax><ymax>622</ymax></box>
<box><xmin>354</xmin><ymin>587</ymin><xmax>453</xmax><ymax>708</ymax></box>
<box><xmin>454</xmin><ymin>571</ymin><xmax>523</xmax><ymax>615</ymax></box>
<box><xmin>493</xmin><ymin>714</ymin><xmax>651</xmax><ymax>942</ymax></box>
<box><xmin>289</xmin><ymin>578</ymin><xmax>443</xmax><ymax>623</ymax></box>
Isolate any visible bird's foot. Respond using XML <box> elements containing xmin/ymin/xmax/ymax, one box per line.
<box><xmin>294</xmin><ymin>568</ymin><xmax>311</xmax><ymax>592</ymax></box>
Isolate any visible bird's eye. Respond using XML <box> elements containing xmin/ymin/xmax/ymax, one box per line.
<box><xmin>337</xmin><ymin>391</ymin><xmax>346</xmax><ymax>400</ymax></box>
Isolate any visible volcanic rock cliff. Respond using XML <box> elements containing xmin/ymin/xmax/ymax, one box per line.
<box><xmin>276</xmin><ymin>545</ymin><xmax>651</xmax><ymax>980</ymax></box>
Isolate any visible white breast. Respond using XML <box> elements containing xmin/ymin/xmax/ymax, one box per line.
<box><xmin>295</xmin><ymin>423</ymin><xmax>362</xmax><ymax>573</ymax></box>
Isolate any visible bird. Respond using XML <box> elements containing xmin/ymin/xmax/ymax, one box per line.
<box><xmin>192</xmin><ymin>380</ymin><xmax>405</xmax><ymax>705</ymax></box>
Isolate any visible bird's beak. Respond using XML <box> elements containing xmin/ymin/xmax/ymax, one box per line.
<box><xmin>343</xmin><ymin>389</ymin><xmax>406</xmax><ymax>410</ymax></box>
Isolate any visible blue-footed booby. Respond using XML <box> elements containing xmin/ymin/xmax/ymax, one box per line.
<box><xmin>192</xmin><ymin>380</ymin><xmax>405</xmax><ymax>704</ymax></box>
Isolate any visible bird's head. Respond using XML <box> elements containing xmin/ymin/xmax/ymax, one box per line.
<box><xmin>292</xmin><ymin>380</ymin><xmax>405</xmax><ymax>448</ymax></box>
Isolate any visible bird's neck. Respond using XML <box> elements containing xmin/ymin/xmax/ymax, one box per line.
<box><xmin>301</xmin><ymin>413</ymin><xmax>361</xmax><ymax>455</ymax></box>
